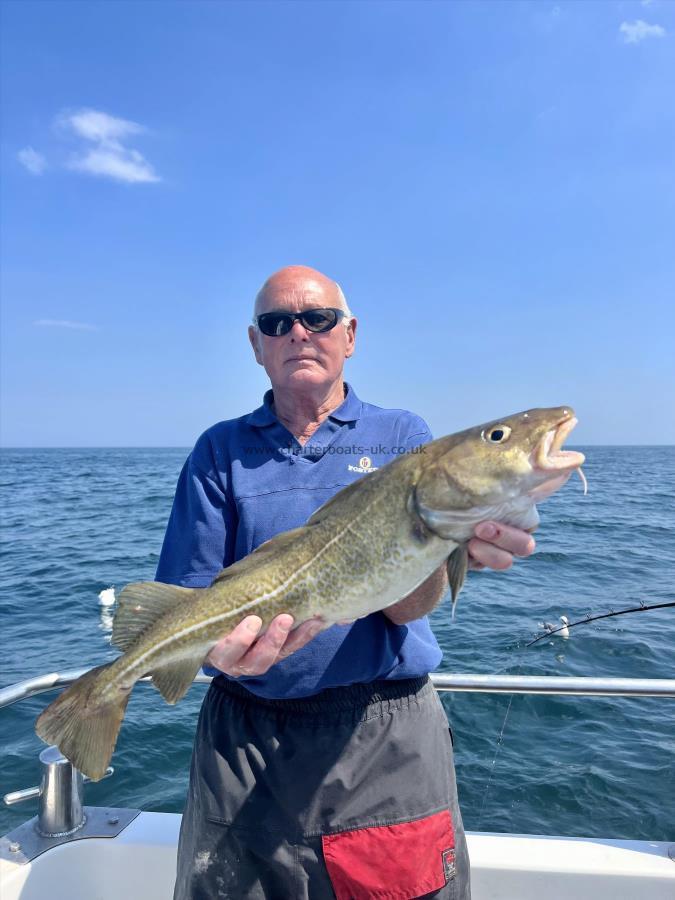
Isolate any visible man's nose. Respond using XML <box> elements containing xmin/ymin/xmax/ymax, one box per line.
<box><xmin>289</xmin><ymin>319</ymin><xmax>310</xmax><ymax>340</ymax></box>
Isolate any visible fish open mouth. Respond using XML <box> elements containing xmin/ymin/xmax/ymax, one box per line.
<box><xmin>531</xmin><ymin>412</ymin><xmax>587</xmax><ymax>496</ymax></box>
<box><xmin>535</xmin><ymin>413</ymin><xmax>585</xmax><ymax>471</ymax></box>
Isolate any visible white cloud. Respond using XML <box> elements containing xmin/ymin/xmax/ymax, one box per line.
<box><xmin>70</xmin><ymin>146</ymin><xmax>159</xmax><ymax>183</ymax></box>
<box><xmin>18</xmin><ymin>146</ymin><xmax>47</xmax><ymax>175</ymax></box>
<box><xmin>619</xmin><ymin>20</ymin><xmax>666</xmax><ymax>43</ymax></box>
<box><xmin>64</xmin><ymin>109</ymin><xmax>143</xmax><ymax>143</ymax></box>
<box><xmin>58</xmin><ymin>108</ymin><xmax>160</xmax><ymax>184</ymax></box>
<box><xmin>34</xmin><ymin>319</ymin><xmax>99</xmax><ymax>332</ymax></box>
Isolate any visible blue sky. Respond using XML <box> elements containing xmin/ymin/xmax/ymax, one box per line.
<box><xmin>1</xmin><ymin>0</ymin><xmax>673</xmax><ymax>446</ymax></box>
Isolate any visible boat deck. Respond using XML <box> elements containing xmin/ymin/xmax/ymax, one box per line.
<box><xmin>2</xmin><ymin>811</ymin><xmax>674</xmax><ymax>899</ymax></box>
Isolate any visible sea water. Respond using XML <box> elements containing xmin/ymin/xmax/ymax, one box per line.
<box><xmin>1</xmin><ymin>446</ymin><xmax>673</xmax><ymax>839</ymax></box>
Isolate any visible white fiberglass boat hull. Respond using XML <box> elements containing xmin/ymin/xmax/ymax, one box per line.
<box><xmin>1</xmin><ymin>812</ymin><xmax>674</xmax><ymax>900</ymax></box>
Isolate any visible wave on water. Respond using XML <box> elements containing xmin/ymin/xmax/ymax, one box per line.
<box><xmin>1</xmin><ymin>445</ymin><xmax>674</xmax><ymax>840</ymax></box>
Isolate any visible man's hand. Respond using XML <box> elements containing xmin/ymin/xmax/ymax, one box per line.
<box><xmin>468</xmin><ymin>521</ymin><xmax>536</xmax><ymax>571</ymax></box>
<box><xmin>205</xmin><ymin>614</ymin><xmax>324</xmax><ymax>678</ymax></box>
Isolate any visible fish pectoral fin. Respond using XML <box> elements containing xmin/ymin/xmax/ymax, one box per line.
<box><xmin>112</xmin><ymin>582</ymin><xmax>195</xmax><ymax>651</ymax></box>
<box><xmin>446</xmin><ymin>545</ymin><xmax>469</xmax><ymax>616</ymax></box>
<box><xmin>35</xmin><ymin>663</ymin><xmax>128</xmax><ymax>782</ymax></box>
<box><xmin>151</xmin><ymin>654</ymin><xmax>205</xmax><ymax>704</ymax></box>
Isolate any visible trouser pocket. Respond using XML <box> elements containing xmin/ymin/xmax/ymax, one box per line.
<box><xmin>322</xmin><ymin>809</ymin><xmax>457</xmax><ymax>900</ymax></box>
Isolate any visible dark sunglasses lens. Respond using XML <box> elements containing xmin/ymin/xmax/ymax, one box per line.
<box><xmin>257</xmin><ymin>308</ymin><xmax>342</xmax><ymax>336</ymax></box>
<box><xmin>257</xmin><ymin>313</ymin><xmax>293</xmax><ymax>336</ymax></box>
<box><xmin>301</xmin><ymin>309</ymin><xmax>339</xmax><ymax>332</ymax></box>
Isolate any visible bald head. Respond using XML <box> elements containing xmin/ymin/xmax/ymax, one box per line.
<box><xmin>253</xmin><ymin>265</ymin><xmax>351</xmax><ymax>318</ymax></box>
<box><xmin>248</xmin><ymin>264</ymin><xmax>357</xmax><ymax>399</ymax></box>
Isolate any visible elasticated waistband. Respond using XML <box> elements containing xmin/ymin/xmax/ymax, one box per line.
<box><xmin>210</xmin><ymin>673</ymin><xmax>432</xmax><ymax>718</ymax></box>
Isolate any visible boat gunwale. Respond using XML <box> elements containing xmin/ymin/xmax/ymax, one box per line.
<box><xmin>1</xmin><ymin>670</ymin><xmax>674</xmax><ymax>709</ymax></box>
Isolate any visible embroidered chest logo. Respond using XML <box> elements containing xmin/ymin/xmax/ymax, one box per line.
<box><xmin>347</xmin><ymin>456</ymin><xmax>379</xmax><ymax>474</ymax></box>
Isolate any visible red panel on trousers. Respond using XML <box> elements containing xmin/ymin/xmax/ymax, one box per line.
<box><xmin>322</xmin><ymin>808</ymin><xmax>455</xmax><ymax>900</ymax></box>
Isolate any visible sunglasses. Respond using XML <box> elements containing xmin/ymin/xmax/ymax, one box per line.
<box><xmin>254</xmin><ymin>307</ymin><xmax>347</xmax><ymax>337</ymax></box>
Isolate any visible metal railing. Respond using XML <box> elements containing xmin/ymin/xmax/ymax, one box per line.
<box><xmin>1</xmin><ymin>668</ymin><xmax>674</xmax><ymax>858</ymax></box>
<box><xmin>1</xmin><ymin>669</ymin><xmax>674</xmax><ymax>710</ymax></box>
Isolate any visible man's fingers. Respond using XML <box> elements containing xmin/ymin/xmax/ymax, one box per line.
<box><xmin>473</xmin><ymin>521</ymin><xmax>536</xmax><ymax>557</ymax></box>
<box><xmin>232</xmin><ymin>614</ymin><xmax>295</xmax><ymax>676</ymax></box>
<box><xmin>278</xmin><ymin>619</ymin><xmax>325</xmax><ymax>658</ymax></box>
<box><xmin>205</xmin><ymin>615</ymin><xmax>263</xmax><ymax>671</ymax></box>
<box><xmin>467</xmin><ymin>538</ymin><xmax>513</xmax><ymax>571</ymax></box>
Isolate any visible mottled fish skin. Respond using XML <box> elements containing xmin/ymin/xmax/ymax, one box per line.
<box><xmin>35</xmin><ymin>406</ymin><xmax>585</xmax><ymax>779</ymax></box>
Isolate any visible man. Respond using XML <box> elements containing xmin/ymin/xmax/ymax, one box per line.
<box><xmin>157</xmin><ymin>265</ymin><xmax>535</xmax><ymax>899</ymax></box>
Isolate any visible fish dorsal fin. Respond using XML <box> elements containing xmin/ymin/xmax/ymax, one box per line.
<box><xmin>307</xmin><ymin>478</ymin><xmax>370</xmax><ymax>526</ymax></box>
<box><xmin>210</xmin><ymin>526</ymin><xmax>308</xmax><ymax>586</ymax></box>
<box><xmin>112</xmin><ymin>581</ymin><xmax>194</xmax><ymax>652</ymax></box>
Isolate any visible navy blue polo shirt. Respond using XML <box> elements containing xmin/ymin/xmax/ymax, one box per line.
<box><xmin>155</xmin><ymin>383</ymin><xmax>443</xmax><ymax>699</ymax></box>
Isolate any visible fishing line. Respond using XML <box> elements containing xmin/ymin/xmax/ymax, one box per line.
<box><xmin>475</xmin><ymin>598</ymin><xmax>674</xmax><ymax>829</ymax></box>
<box><xmin>475</xmin><ymin>635</ymin><xmax>531</xmax><ymax>831</ymax></box>
<box><xmin>526</xmin><ymin>599</ymin><xmax>675</xmax><ymax>646</ymax></box>
<box><xmin>475</xmin><ymin>688</ymin><xmax>517</xmax><ymax>831</ymax></box>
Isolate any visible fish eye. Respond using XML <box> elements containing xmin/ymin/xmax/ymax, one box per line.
<box><xmin>482</xmin><ymin>425</ymin><xmax>512</xmax><ymax>444</ymax></box>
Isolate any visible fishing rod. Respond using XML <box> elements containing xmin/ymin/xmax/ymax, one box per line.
<box><xmin>477</xmin><ymin>598</ymin><xmax>674</xmax><ymax>828</ymax></box>
<box><xmin>526</xmin><ymin>600</ymin><xmax>675</xmax><ymax>646</ymax></box>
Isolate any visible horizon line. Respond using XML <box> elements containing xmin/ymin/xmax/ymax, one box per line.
<box><xmin>2</xmin><ymin>443</ymin><xmax>674</xmax><ymax>450</ymax></box>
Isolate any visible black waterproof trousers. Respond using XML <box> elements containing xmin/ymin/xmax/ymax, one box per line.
<box><xmin>173</xmin><ymin>675</ymin><xmax>471</xmax><ymax>900</ymax></box>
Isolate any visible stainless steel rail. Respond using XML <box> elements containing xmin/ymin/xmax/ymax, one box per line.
<box><xmin>431</xmin><ymin>673</ymin><xmax>675</xmax><ymax>697</ymax></box>
<box><xmin>1</xmin><ymin>669</ymin><xmax>674</xmax><ymax>709</ymax></box>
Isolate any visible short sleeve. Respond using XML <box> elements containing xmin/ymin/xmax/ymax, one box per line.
<box><xmin>155</xmin><ymin>440</ymin><xmax>237</xmax><ymax>588</ymax></box>
<box><xmin>399</xmin><ymin>413</ymin><xmax>434</xmax><ymax>452</ymax></box>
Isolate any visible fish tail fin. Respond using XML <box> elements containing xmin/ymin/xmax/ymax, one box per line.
<box><xmin>35</xmin><ymin>663</ymin><xmax>130</xmax><ymax>781</ymax></box>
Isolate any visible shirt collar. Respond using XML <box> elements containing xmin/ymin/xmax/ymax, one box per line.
<box><xmin>246</xmin><ymin>382</ymin><xmax>362</xmax><ymax>428</ymax></box>
<box><xmin>328</xmin><ymin>382</ymin><xmax>362</xmax><ymax>423</ymax></box>
<box><xmin>246</xmin><ymin>391</ymin><xmax>277</xmax><ymax>427</ymax></box>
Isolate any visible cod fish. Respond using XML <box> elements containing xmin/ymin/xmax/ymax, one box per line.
<box><xmin>36</xmin><ymin>406</ymin><xmax>585</xmax><ymax>780</ymax></box>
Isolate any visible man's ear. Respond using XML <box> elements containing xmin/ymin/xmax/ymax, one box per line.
<box><xmin>248</xmin><ymin>325</ymin><xmax>264</xmax><ymax>366</ymax></box>
<box><xmin>344</xmin><ymin>316</ymin><xmax>357</xmax><ymax>359</ymax></box>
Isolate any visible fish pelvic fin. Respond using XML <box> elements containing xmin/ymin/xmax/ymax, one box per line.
<box><xmin>112</xmin><ymin>581</ymin><xmax>195</xmax><ymax>652</ymax></box>
<box><xmin>446</xmin><ymin>545</ymin><xmax>469</xmax><ymax>619</ymax></box>
<box><xmin>151</xmin><ymin>654</ymin><xmax>205</xmax><ymax>704</ymax></box>
<box><xmin>35</xmin><ymin>663</ymin><xmax>130</xmax><ymax>781</ymax></box>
